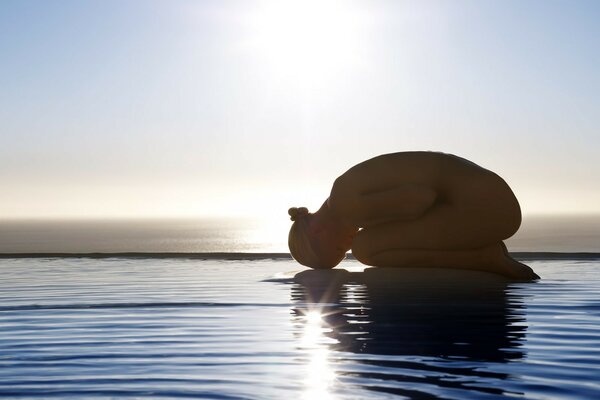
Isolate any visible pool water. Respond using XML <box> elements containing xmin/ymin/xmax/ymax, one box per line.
<box><xmin>0</xmin><ymin>257</ymin><xmax>599</xmax><ymax>399</ymax></box>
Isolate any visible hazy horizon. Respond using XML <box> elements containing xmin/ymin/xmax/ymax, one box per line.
<box><xmin>1</xmin><ymin>214</ymin><xmax>599</xmax><ymax>253</ymax></box>
<box><xmin>2</xmin><ymin>0</ymin><xmax>599</xmax><ymax>219</ymax></box>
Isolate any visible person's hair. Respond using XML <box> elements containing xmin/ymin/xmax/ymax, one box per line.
<box><xmin>288</xmin><ymin>207</ymin><xmax>321</xmax><ymax>268</ymax></box>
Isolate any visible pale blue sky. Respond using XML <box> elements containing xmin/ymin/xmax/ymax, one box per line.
<box><xmin>1</xmin><ymin>0</ymin><xmax>599</xmax><ymax>219</ymax></box>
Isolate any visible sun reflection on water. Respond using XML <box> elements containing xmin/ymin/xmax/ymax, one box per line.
<box><xmin>299</xmin><ymin>309</ymin><xmax>337</xmax><ymax>400</ymax></box>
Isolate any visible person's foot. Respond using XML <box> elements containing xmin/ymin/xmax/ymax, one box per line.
<box><xmin>482</xmin><ymin>242</ymin><xmax>540</xmax><ymax>281</ymax></box>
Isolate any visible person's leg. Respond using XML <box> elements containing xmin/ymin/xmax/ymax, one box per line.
<box><xmin>356</xmin><ymin>242</ymin><xmax>538</xmax><ymax>280</ymax></box>
<box><xmin>352</xmin><ymin>191</ymin><xmax>520</xmax><ymax>256</ymax></box>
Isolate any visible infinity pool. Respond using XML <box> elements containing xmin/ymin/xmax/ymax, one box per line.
<box><xmin>1</xmin><ymin>257</ymin><xmax>598</xmax><ymax>399</ymax></box>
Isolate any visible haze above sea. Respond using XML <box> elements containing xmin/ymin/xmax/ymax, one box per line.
<box><xmin>1</xmin><ymin>215</ymin><xmax>599</xmax><ymax>254</ymax></box>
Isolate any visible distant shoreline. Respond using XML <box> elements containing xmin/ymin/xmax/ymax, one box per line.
<box><xmin>1</xmin><ymin>252</ymin><xmax>599</xmax><ymax>260</ymax></box>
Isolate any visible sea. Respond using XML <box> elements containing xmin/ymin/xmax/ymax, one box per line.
<box><xmin>1</xmin><ymin>215</ymin><xmax>599</xmax><ymax>399</ymax></box>
<box><xmin>1</xmin><ymin>214</ymin><xmax>600</xmax><ymax>254</ymax></box>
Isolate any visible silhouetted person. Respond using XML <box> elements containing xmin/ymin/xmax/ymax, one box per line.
<box><xmin>288</xmin><ymin>152</ymin><xmax>539</xmax><ymax>280</ymax></box>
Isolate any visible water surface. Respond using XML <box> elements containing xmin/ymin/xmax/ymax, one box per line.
<box><xmin>1</xmin><ymin>257</ymin><xmax>599</xmax><ymax>399</ymax></box>
<box><xmin>2</xmin><ymin>214</ymin><xmax>600</xmax><ymax>253</ymax></box>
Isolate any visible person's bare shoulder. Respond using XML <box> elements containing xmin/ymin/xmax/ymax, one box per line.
<box><xmin>343</xmin><ymin>151</ymin><xmax>446</xmax><ymax>177</ymax></box>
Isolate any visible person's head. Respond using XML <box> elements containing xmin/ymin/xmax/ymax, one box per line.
<box><xmin>288</xmin><ymin>207</ymin><xmax>348</xmax><ymax>269</ymax></box>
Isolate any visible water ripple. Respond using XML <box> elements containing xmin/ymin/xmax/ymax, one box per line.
<box><xmin>0</xmin><ymin>258</ymin><xmax>599</xmax><ymax>399</ymax></box>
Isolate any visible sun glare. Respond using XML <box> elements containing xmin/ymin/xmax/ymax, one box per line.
<box><xmin>300</xmin><ymin>309</ymin><xmax>337</xmax><ymax>399</ymax></box>
<box><xmin>243</xmin><ymin>217</ymin><xmax>289</xmax><ymax>252</ymax></box>
<box><xmin>245</xmin><ymin>0</ymin><xmax>368</xmax><ymax>88</ymax></box>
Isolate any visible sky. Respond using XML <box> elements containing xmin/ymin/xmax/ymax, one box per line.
<box><xmin>1</xmin><ymin>0</ymin><xmax>599</xmax><ymax>220</ymax></box>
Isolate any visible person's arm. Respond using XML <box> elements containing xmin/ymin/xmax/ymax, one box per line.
<box><xmin>357</xmin><ymin>184</ymin><xmax>437</xmax><ymax>227</ymax></box>
<box><xmin>328</xmin><ymin>152</ymin><xmax>443</xmax><ymax>228</ymax></box>
<box><xmin>329</xmin><ymin>180</ymin><xmax>437</xmax><ymax>228</ymax></box>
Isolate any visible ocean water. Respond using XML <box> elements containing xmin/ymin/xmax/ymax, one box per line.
<box><xmin>0</xmin><ymin>218</ymin><xmax>277</xmax><ymax>253</ymax></box>
<box><xmin>1</xmin><ymin>257</ymin><xmax>599</xmax><ymax>399</ymax></box>
<box><xmin>1</xmin><ymin>215</ymin><xmax>600</xmax><ymax>253</ymax></box>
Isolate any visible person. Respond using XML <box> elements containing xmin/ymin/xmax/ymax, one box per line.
<box><xmin>287</xmin><ymin>151</ymin><xmax>539</xmax><ymax>280</ymax></box>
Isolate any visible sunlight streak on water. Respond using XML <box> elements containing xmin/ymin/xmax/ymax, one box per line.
<box><xmin>300</xmin><ymin>310</ymin><xmax>337</xmax><ymax>400</ymax></box>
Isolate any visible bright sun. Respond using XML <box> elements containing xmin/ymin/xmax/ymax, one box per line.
<box><xmin>245</xmin><ymin>0</ymin><xmax>368</xmax><ymax>88</ymax></box>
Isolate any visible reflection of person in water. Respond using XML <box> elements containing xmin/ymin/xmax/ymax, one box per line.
<box><xmin>288</xmin><ymin>151</ymin><xmax>539</xmax><ymax>280</ymax></box>
<box><xmin>294</xmin><ymin>269</ymin><xmax>527</xmax><ymax>360</ymax></box>
<box><xmin>291</xmin><ymin>268</ymin><xmax>528</xmax><ymax>397</ymax></box>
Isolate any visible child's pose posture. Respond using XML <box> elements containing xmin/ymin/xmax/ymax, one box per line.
<box><xmin>288</xmin><ymin>152</ymin><xmax>539</xmax><ymax>280</ymax></box>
